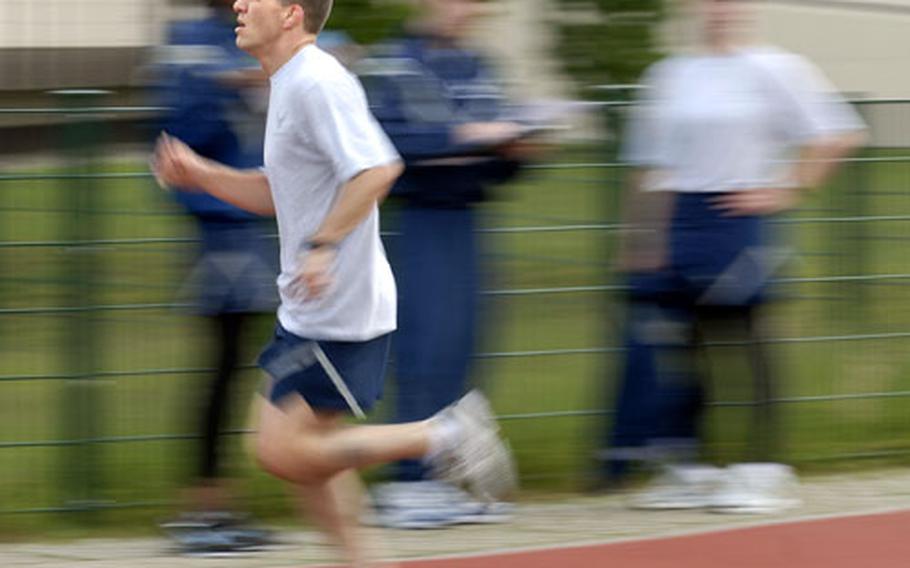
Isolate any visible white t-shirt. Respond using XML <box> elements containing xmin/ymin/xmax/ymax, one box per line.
<box><xmin>263</xmin><ymin>45</ymin><xmax>400</xmax><ymax>341</ymax></box>
<box><xmin>623</xmin><ymin>46</ymin><xmax>865</xmax><ymax>192</ymax></box>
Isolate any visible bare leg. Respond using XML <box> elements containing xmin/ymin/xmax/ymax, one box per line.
<box><xmin>254</xmin><ymin>393</ymin><xmax>432</xmax><ymax>485</ymax></box>
<box><xmin>252</xmin><ymin>386</ymin><xmax>511</xmax><ymax>565</ymax></box>
<box><xmin>264</xmin><ymin>403</ymin><xmax>400</xmax><ymax>567</ymax></box>
<box><xmin>296</xmin><ymin>470</ymin><xmax>397</xmax><ymax>567</ymax></box>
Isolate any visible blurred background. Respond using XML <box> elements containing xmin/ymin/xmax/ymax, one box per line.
<box><xmin>3</xmin><ymin>0</ymin><xmax>910</xmax><ymax>536</ymax></box>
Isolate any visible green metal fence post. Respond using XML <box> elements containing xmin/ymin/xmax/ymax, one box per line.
<box><xmin>53</xmin><ymin>89</ymin><xmax>109</xmax><ymax>518</ymax></box>
<box><xmin>849</xmin><ymin>100</ymin><xmax>872</xmax><ymax>323</ymax></box>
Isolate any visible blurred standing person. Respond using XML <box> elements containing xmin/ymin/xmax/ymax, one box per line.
<box><xmin>596</xmin><ymin>273</ymin><xmax>701</xmax><ymax>489</ymax></box>
<box><xmin>359</xmin><ymin>0</ymin><xmax>536</xmax><ymax>528</ymax></box>
<box><xmin>153</xmin><ymin>0</ymin><xmax>517</xmax><ymax>565</ymax></box>
<box><xmin>597</xmin><ymin>146</ymin><xmax>702</xmax><ymax>489</ymax></box>
<box><xmin>152</xmin><ymin>0</ymin><xmax>277</xmax><ymax>554</ymax></box>
<box><xmin>617</xmin><ymin>0</ymin><xmax>865</xmax><ymax>513</ymax></box>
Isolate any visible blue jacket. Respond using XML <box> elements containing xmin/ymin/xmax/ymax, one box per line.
<box><xmin>155</xmin><ymin>13</ymin><xmax>263</xmax><ymax>224</ymax></box>
<box><xmin>359</xmin><ymin>33</ymin><xmax>521</xmax><ymax>208</ymax></box>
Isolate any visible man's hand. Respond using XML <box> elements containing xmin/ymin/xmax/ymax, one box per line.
<box><xmin>453</xmin><ymin>121</ymin><xmax>524</xmax><ymax>147</ymax></box>
<box><xmin>151</xmin><ymin>132</ymin><xmax>209</xmax><ymax>190</ymax></box>
<box><xmin>290</xmin><ymin>246</ymin><xmax>337</xmax><ymax>301</ymax></box>
<box><xmin>711</xmin><ymin>187</ymin><xmax>800</xmax><ymax>217</ymax></box>
<box><xmin>497</xmin><ymin>136</ymin><xmax>549</xmax><ymax>161</ymax></box>
<box><xmin>454</xmin><ymin>121</ymin><xmax>549</xmax><ymax>160</ymax></box>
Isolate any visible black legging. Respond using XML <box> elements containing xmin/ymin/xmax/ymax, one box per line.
<box><xmin>691</xmin><ymin>304</ymin><xmax>777</xmax><ymax>463</ymax></box>
<box><xmin>198</xmin><ymin>313</ymin><xmax>246</xmax><ymax>481</ymax></box>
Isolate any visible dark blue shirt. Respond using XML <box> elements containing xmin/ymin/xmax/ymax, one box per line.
<box><xmin>359</xmin><ymin>33</ymin><xmax>521</xmax><ymax>208</ymax></box>
<box><xmin>155</xmin><ymin>13</ymin><xmax>264</xmax><ymax>224</ymax></box>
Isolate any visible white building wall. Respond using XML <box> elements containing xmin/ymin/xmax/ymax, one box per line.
<box><xmin>1</xmin><ymin>1</ymin><xmax>909</xmax><ymax>105</ymax></box>
<box><xmin>0</xmin><ymin>0</ymin><xmax>166</xmax><ymax>48</ymax></box>
<box><xmin>758</xmin><ymin>2</ymin><xmax>910</xmax><ymax>98</ymax></box>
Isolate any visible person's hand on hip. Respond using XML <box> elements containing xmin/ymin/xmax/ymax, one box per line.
<box><xmin>711</xmin><ymin>187</ymin><xmax>800</xmax><ymax>216</ymax></box>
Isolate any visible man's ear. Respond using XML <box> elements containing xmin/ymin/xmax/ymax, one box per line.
<box><xmin>283</xmin><ymin>3</ymin><xmax>305</xmax><ymax>31</ymax></box>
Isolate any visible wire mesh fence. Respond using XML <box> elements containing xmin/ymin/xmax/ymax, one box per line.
<box><xmin>2</xmin><ymin>95</ymin><xmax>910</xmax><ymax>520</ymax></box>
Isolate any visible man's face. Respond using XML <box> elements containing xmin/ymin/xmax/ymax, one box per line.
<box><xmin>699</xmin><ymin>0</ymin><xmax>751</xmax><ymax>41</ymax></box>
<box><xmin>425</xmin><ymin>0</ymin><xmax>483</xmax><ymax>40</ymax></box>
<box><xmin>232</xmin><ymin>0</ymin><xmax>290</xmax><ymax>54</ymax></box>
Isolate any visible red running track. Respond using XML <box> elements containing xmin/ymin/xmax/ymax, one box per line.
<box><xmin>396</xmin><ymin>509</ymin><xmax>910</xmax><ymax>568</ymax></box>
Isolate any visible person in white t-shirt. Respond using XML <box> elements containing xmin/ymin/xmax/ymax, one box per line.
<box><xmin>616</xmin><ymin>0</ymin><xmax>866</xmax><ymax>513</ymax></box>
<box><xmin>152</xmin><ymin>0</ymin><xmax>516</xmax><ymax>564</ymax></box>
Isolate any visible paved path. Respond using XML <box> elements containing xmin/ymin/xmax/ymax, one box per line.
<box><xmin>5</xmin><ymin>469</ymin><xmax>910</xmax><ymax>567</ymax></box>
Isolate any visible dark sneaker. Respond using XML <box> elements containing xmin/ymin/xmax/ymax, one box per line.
<box><xmin>161</xmin><ymin>511</ymin><xmax>273</xmax><ymax>555</ymax></box>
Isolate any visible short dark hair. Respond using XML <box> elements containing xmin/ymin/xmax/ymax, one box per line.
<box><xmin>282</xmin><ymin>0</ymin><xmax>334</xmax><ymax>34</ymax></box>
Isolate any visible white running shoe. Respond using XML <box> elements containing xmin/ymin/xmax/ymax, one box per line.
<box><xmin>368</xmin><ymin>481</ymin><xmax>459</xmax><ymax>529</ymax></box>
<box><xmin>711</xmin><ymin>463</ymin><xmax>802</xmax><ymax>514</ymax></box>
<box><xmin>629</xmin><ymin>464</ymin><xmax>725</xmax><ymax>510</ymax></box>
<box><xmin>442</xmin><ymin>483</ymin><xmax>515</xmax><ymax>524</ymax></box>
<box><xmin>367</xmin><ymin>480</ymin><xmax>514</xmax><ymax>529</ymax></box>
<box><xmin>428</xmin><ymin>390</ymin><xmax>518</xmax><ymax>502</ymax></box>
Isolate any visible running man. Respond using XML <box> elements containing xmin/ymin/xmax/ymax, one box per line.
<box><xmin>152</xmin><ymin>0</ymin><xmax>516</xmax><ymax>565</ymax></box>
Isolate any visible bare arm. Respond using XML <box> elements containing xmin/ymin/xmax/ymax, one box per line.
<box><xmin>616</xmin><ymin>169</ymin><xmax>674</xmax><ymax>273</ymax></box>
<box><xmin>192</xmin><ymin>161</ymin><xmax>274</xmax><ymax>216</ymax></box>
<box><xmin>308</xmin><ymin>161</ymin><xmax>404</xmax><ymax>246</ymax></box>
<box><xmin>295</xmin><ymin>161</ymin><xmax>404</xmax><ymax>299</ymax></box>
<box><xmin>792</xmin><ymin>131</ymin><xmax>868</xmax><ymax>189</ymax></box>
<box><xmin>713</xmin><ymin>130</ymin><xmax>867</xmax><ymax>216</ymax></box>
<box><xmin>153</xmin><ymin>133</ymin><xmax>275</xmax><ymax>216</ymax></box>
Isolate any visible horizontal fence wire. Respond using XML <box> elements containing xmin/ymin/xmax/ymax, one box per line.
<box><xmin>2</xmin><ymin>98</ymin><xmax>910</xmax><ymax>515</ymax></box>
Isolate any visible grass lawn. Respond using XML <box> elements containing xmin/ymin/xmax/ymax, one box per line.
<box><xmin>3</xmin><ymin>145</ymin><xmax>910</xmax><ymax>536</ymax></box>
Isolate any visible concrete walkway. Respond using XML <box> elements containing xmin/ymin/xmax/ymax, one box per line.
<box><xmin>5</xmin><ymin>469</ymin><xmax>910</xmax><ymax>567</ymax></box>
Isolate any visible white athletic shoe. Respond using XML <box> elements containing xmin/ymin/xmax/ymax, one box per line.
<box><xmin>711</xmin><ymin>463</ymin><xmax>802</xmax><ymax>514</ymax></box>
<box><xmin>428</xmin><ymin>390</ymin><xmax>518</xmax><ymax>502</ymax></box>
<box><xmin>442</xmin><ymin>483</ymin><xmax>516</xmax><ymax>524</ymax></box>
<box><xmin>367</xmin><ymin>481</ymin><xmax>514</xmax><ymax>529</ymax></box>
<box><xmin>629</xmin><ymin>464</ymin><xmax>725</xmax><ymax>510</ymax></box>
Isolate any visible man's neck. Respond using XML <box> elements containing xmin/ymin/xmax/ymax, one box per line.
<box><xmin>257</xmin><ymin>33</ymin><xmax>318</xmax><ymax>77</ymax></box>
